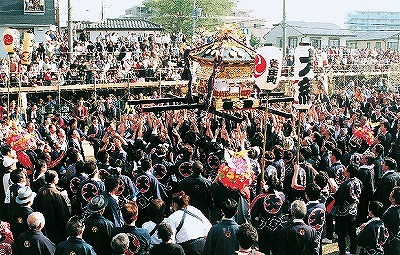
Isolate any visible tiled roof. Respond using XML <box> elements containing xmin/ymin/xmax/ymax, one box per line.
<box><xmin>74</xmin><ymin>18</ymin><xmax>162</xmax><ymax>31</ymax></box>
<box><xmin>286</xmin><ymin>21</ymin><xmax>354</xmax><ymax>37</ymax></box>
<box><xmin>349</xmin><ymin>31</ymin><xmax>400</xmax><ymax>41</ymax></box>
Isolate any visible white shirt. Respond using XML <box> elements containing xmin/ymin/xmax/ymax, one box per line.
<box><xmin>142</xmin><ymin>218</ymin><xmax>175</xmax><ymax>245</ymax></box>
<box><xmin>166</xmin><ymin>205</ymin><xmax>212</xmax><ymax>244</ymax></box>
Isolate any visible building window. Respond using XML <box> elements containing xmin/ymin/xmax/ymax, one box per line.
<box><xmin>347</xmin><ymin>42</ymin><xmax>357</xmax><ymax>49</ymax></box>
<box><xmin>376</xmin><ymin>41</ymin><xmax>382</xmax><ymax>49</ymax></box>
<box><xmin>288</xmin><ymin>38</ymin><xmax>298</xmax><ymax>48</ymax></box>
<box><xmin>310</xmin><ymin>38</ymin><xmax>321</xmax><ymax>49</ymax></box>
<box><xmin>366</xmin><ymin>42</ymin><xmax>371</xmax><ymax>49</ymax></box>
<box><xmin>388</xmin><ymin>42</ymin><xmax>398</xmax><ymax>50</ymax></box>
<box><xmin>329</xmin><ymin>38</ymin><xmax>340</xmax><ymax>47</ymax></box>
<box><xmin>24</xmin><ymin>0</ymin><xmax>45</xmax><ymax>13</ymax></box>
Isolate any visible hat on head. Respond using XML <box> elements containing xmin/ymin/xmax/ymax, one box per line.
<box><xmin>16</xmin><ymin>186</ymin><xmax>36</xmax><ymax>205</ymax></box>
<box><xmin>87</xmin><ymin>195</ymin><xmax>108</xmax><ymax>213</ymax></box>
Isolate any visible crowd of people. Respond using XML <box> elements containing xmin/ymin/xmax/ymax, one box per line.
<box><xmin>0</xmin><ymin>26</ymin><xmax>400</xmax><ymax>255</ymax></box>
<box><xmin>0</xmin><ymin>72</ymin><xmax>398</xmax><ymax>255</ymax></box>
<box><xmin>1</xmin><ymin>28</ymin><xmax>400</xmax><ymax>89</ymax></box>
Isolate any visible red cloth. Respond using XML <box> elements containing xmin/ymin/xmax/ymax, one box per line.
<box><xmin>0</xmin><ymin>222</ymin><xmax>14</xmax><ymax>255</ymax></box>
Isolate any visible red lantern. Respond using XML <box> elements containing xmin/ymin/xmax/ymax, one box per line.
<box><xmin>3</xmin><ymin>29</ymin><xmax>20</xmax><ymax>53</ymax></box>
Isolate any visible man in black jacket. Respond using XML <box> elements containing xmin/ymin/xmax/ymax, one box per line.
<box><xmin>14</xmin><ymin>212</ymin><xmax>56</xmax><ymax>255</ymax></box>
<box><xmin>334</xmin><ymin>163</ymin><xmax>363</xmax><ymax>255</ymax></box>
<box><xmin>179</xmin><ymin>161</ymin><xmax>212</xmax><ymax>219</ymax></box>
<box><xmin>382</xmin><ymin>187</ymin><xmax>400</xmax><ymax>255</ymax></box>
<box><xmin>9</xmin><ymin>186</ymin><xmax>35</xmax><ymax>239</ymax></box>
<box><xmin>374</xmin><ymin>158</ymin><xmax>400</xmax><ymax>210</ymax></box>
<box><xmin>55</xmin><ymin>215</ymin><xmax>96</xmax><ymax>255</ymax></box>
<box><xmin>83</xmin><ymin>195</ymin><xmax>114</xmax><ymax>255</ymax></box>
<box><xmin>277</xmin><ymin>200</ymin><xmax>319</xmax><ymax>255</ymax></box>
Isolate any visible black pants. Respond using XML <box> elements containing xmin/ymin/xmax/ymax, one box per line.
<box><xmin>326</xmin><ymin>212</ymin><xmax>334</xmax><ymax>240</ymax></box>
<box><xmin>335</xmin><ymin>216</ymin><xmax>357</xmax><ymax>255</ymax></box>
<box><xmin>180</xmin><ymin>237</ymin><xmax>206</xmax><ymax>255</ymax></box>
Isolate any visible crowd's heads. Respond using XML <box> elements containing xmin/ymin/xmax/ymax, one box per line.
<box><xmin>157</xmin><ymin>222</ymin><xmax>174</xmax><ymax>243</ymax></box>
<box><xmin>27</xmin><ymin>212</ymin><xmax>45</xmax><ymax>230</ymax></box>
<box><xmin>236</xmin><ymin>223</ymin><xmax>258</xmax><ymax>250</ymax></box>
<box><xmin>87</xmin><ymin>195</ymin><xmax>108</xmax><ymax>214</ymax></box>
<box><xmin>390</xmin><ymin>187</ymin><xmax>400</xmax><ymax>205</ymax></box>
<box><xmin>264</xmin><ymin>174</ymin><xmax>281</xmax><ymax>193</ymax></box>
<box><xmin>148</xmin><ymin>198</ymin><xmax>166</xmax><ymax>222</ymax></box>
<box><xmin>121</xmin><ymin>201</ymin><xmax>138</xmax><ymax>224</ymax></box>
<box><xmin>1</xmin><ymin>144</ymin><xmax>12</xmax><ymax>156</ymax></box>
<box><xmin>362</xmin><ymin>151</ymin><xmax>375</xmax><ymax>165</ymax></box>
<box><xmin>373</xmin><ymin>144</ymin><xmax>384</xmax><ymax>156</ymax></box>
<box><xmin>346</xmin><ymin>163</ymin><xmax>359</xmax><ymax>178</ymax></box>
<box><xmin>44</xmin><ymin>170</ymin><xmax>58</xmax><ymax>184</ymax></box>
<box><xmin>330</xmin><ymin>147</ymin><xmax>342</xmax><ymax>161</ymax></box>
<box><xmin>221</xmin><ymin>198</ymin><xmax>238</xmax><ymax>219</ymax></box>
<box><xmin>66</xmin><ymin>215</ymin><xmax>85</xmax><ymax>237</ymax></box>
<box><xmin>384</xmin><ymin>157</ymin><xmax>397</xmax><ymax>171</ymax></box>
<box><xmin>368</xmin><ymin>201</ymin><xmax>385</xmax><ymax>218</ymax></box>
<box><xmin>273</xmin><ymin>145</ymin><xmax>284</xmax><ymax>160</ymax></box>
<box><xmin>85</xmin><ymin>159</ymin><xmax>98</xmax><ymax>176</ymax></box>
<box><xmin>97</xmin><ymin>150</ymin><xmax>110</xmax><ymax>164</ymax></box>
<box><xmin>16</xmin><ymin>186</ymin><xmax>36</xmax><ymax>205</ymax></box>
<box><xmin>75</xmin><ymin>160</ymin><xmax>86</xmax><ymax>174</ymax></box>
<box><xmin>305</xmin><ymin>183</ymin><xmax>321</xmax><ymax>202</ymax></box>
<box><xmin>192</xmin><ymin>160</ymin><xmax>204</xmax><ymax>175</ymax></box>
<box><xmin>111</xmin><ymin>233</ymin><xmax>129</xmax><ymax>254</ymax></box>
<box><xmin>290</xmin><ymin>200</ymin><xmax>307</xmax><ymax>219</ymax></box>
<box><xmin>181</xmin><ymin>144</ymin><xmax>194</xmax><ymax>160</ymax></box>
<box><xmin>140</xmin><ymin>157</ymin><xmax>152</xmax><ymax>172</ymax></box>
<box><xmin>10</xmin><ymin>168</ymin><xmax>26</xmax><ymax>185</ymax></box>
<box><xmin>105</xmin><ymin>175</ymin><xmax>120</xmax><ymax>193</ymax></box>
<box><xmin>172</xmin><ymin>191</ymin><xmax>190</xmax><ymax>210</ymax></box>
<box><xmin>264</xmin><ymin>151</ymin><xmax>275</xmax><ymax>164</ymax></box>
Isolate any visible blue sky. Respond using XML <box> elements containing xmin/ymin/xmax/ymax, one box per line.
<box><xmin>59</xmin><ymin>0</ymin><xmax>400</xmax><ymax>28</ymax></box>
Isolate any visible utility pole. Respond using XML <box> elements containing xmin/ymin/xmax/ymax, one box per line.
<box><xmin>55</xmin><ymin>0</ymin><xmax>60</xmax><ymax>29</ymax></box>
<box><xmin>101</xmin><ymin>0</ymin><xmax>105</xmax><ymax>20</ymax></box>
<box><xmin>282</xmin><ymin>0</ymin><xmax>286</xmax><ymax>60</ymax></box>
<box><xmin>67</xmin><ymin>0</ymin><xmax>73</xmax><ymax>62</ymax></box>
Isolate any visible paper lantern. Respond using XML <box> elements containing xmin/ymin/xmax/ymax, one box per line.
<box><xmin>293</xmin><ymin>42</ymin><xmax>314</xmax><ymax>110</ymax></box>
<box><xmin>21</xmin><ymin>32</ymin><xmax>35</xmax><ymax>65</ymax></box>
<box><xmin>2</xmin><ymin>29</ymin><xmax>20</xmax><ymax>54</ymax></box>
<box><xmin>253</xmin><ymin>45</ymin><xmax>283</xmax><ymax>90</ymax></box>
<box><xmin>293</xmin><ymin>42</ymin><xmax>314</xmax><ymax>80</ymax></box>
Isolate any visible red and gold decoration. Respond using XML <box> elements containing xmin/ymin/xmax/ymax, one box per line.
<box><xmin>217</xmin><ymin>150</ymin><xmax>255</xmax><ymax>191</ymax></box>
<box><xmin>353</xmin><ymin>122</ymin><xmax>378</xmax><ymax>146</ymax></box>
